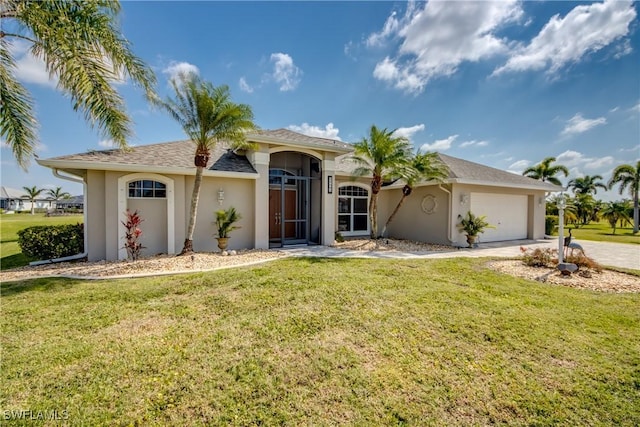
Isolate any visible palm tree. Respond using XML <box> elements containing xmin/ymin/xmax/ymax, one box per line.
<box><xmin>1</xmin><ymin>0</ymin><xmax>156</xmax><ymax>169</ymax></box>
<box><xmin>600</xmin><ymin>201</ymin><xmax>631</xmax><ymax>234</ymax></box>
<box><xmin>22</xmin><ymin>185</ymin><xmax>43</xmax><ymax>214</ymax></box>
<box><xmin>522</xmin><ymin>157</ymin><xmax>569</xmax><ymax>186</ymax></box>
<box><xmin>380</xmin><ymin>151</ymin><xmax>449</xmax><ymax>237</ymax></box>
<box><xmin>568</xmin><ymin>175</ymin><xmax>607</xmax><ymax>196</ymax></box>
<box><xmin>572</xmin><ymin>193</ymin><xmax>596</xmax><ymax>226</ymax></box>
<box><xmin>608</xmin><ymin>161</ymin><xmax>640</xmax><ymax>233</ymax></box>
<box><xmin>46</xmin><ymin>186</ymin><xmax>71</xmax><ymax>208</ymax></box>
<box><xmin>351</xmin><ymin>125</ymin><xmax>413</xmax><ymax>239</ymax></box>
<box><xmin>154</xmin><ymin>72</ymin><xmax>256</xmax><ymax>255</ymax></box>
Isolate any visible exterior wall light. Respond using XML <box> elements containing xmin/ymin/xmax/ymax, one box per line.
<box><xmin>328</xmin><ymin>176</ymin><xmax>333</xmax><ymax>194</ymax></box>
<box><xmin>460</xmin><ymin>194</ymin><xmax>469</xmax><ymax>205</ymax></box>
<box><xmin>217</xmin><ymin>188</ymin><xmax>225</xmax><ymax>205</ymax></box>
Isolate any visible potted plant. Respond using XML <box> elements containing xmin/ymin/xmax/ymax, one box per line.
<box><xmin>214</xmin><ymin>206</ymin><xmax>241</xmax><ymax>251</ymax></box>
<box><xmin>457</xmin><ymin>211</ymin><xmax>494</xmax><ymax>248</ymax></box>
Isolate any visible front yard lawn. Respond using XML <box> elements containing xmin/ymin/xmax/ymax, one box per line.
<box><xmin>2</xmin><ymin>258</ymin><xmax>639</xmax><ymax>425</ymax></box>
<box><xmin>558</xmin><ymin>220</ymin><xmax>639</xmax><ymax>245</ymax></box>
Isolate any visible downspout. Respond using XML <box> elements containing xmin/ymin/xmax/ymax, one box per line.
<box><xmin>30</xmin><ymin>169</ymin><xmax>88</xmax><ymax>266</ymax></box>
<box><xmin>439</xmin><ymin>184</ymin><xmax>457</xmax><ymax>244</ymax></box>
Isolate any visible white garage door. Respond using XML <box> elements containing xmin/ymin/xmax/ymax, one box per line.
<box><xmin>470</xmin><ymin>193</ymin><xmax>528</xmax><ymax>242</ymax></box>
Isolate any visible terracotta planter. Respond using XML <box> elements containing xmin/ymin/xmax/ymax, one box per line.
<box><xmin>466</xmin><ymin>235</ymin><xmax>477</xmax><ymax>248</ymax></box>
<box><xmin>216</xmin><ymin>237</ymin><xmax>229</xmax><ymax>251</ymax></box>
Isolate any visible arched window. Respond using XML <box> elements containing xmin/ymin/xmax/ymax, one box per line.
<box><xmin>338</xmin><ymin>185</ymin><xmax>369</xmax><ymax>235</ymax></box>
<box><xmin>127</xmin><ymin>180</ymin><xmax>167</xmax><ymax>198</ymax></box>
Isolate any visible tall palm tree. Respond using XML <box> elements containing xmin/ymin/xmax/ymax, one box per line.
<box><xmin>22</xmin><ymin>185</ymin><xmax>43</xmax><ymax>214</ymax></box>
<box><xmin>351</xmin><ymin>125</ymin><xmax>413</xmax><ymax>239</ymax></box>
<box><xmin>568</xmin><ymin>175</ymin><xmax>607</xmax><ymax>196</ymax></box>
<box><xmin>380</xmin><ymin>151</ymin><xmax>449</xmax><ymax>237</ymax></box>
<box><xmin>154</xmin><ymin>72</ymin><xmax>256</xmax><ymax>255</ymax></box>
<box><xmin>600</xmin><ymin>201</ymin><xmax>631</xmax><ymax>235</ymax></box>
<box><xmin>46</xmin><ymin>186</ymin><xmax>71</xmax><ymax>208</ymax></box>
<box><xmin>522</xmin><ymin>157</ymin><xmax>569</xmax><ymax>186</ymax></box>
<box><xmin>608</xmin><ymin>161</ymin><xmax>640</xmax><ymax>233</ymax></box>
<box><xmin>1</xmin><ymin>0</ymin><xmax>156</xmax><ymax>169</ymax></box>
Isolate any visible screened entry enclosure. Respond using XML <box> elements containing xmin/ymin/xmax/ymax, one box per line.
<box><xmin>268</xmin><ymin>152</ymin><xmax>322</xmax><ymax>247</ymax></box>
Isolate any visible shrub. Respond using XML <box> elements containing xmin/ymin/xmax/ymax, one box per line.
<box><xmin>545</xmin><ymin>215</ymin><xmax>558</xmax><ymax>236</ymax></box>
<box><xmin>335</xmin><ymin>231</ymin><xmax>345</xmax><ymax>243</ymax></box>
<box><xmin>17</xmin><ymin>223</ymin><xmax>84</xmax><ymax>260</ymax></box>
<box><xmin>520</xmin><ymin>246</ymin><xmax>557</xmax><ymax>268</ymax></box>
<box><xmin>122</xmin><ymin>209</ymin><xmax>145</xmax><ymax>261</ymax></box>
<box><xmin>565</xmin><ymin>251</ymin><xmax>603</xmax><ymax>272</ymax></box>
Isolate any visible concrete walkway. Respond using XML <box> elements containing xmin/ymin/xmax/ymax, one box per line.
<box><xmin>282</xmin><ymin>239</ymin><xmax>640</xmax><ymax>270</ymax></box>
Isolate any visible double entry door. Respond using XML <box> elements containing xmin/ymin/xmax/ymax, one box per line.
<box><xmin>269</xmin><ymin>176</ymin><xmax>310</xmax><ymax>247</ymax></box>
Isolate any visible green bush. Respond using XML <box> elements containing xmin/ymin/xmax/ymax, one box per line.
<box><xmin>17</xmin><ymin>223</ymin><xmax>84</xmax><ymax>260</ymax></box>
<box><xmin>545</xmin><ymin>215</ymin><xmax>558</xmax><ymax>236</ymax></box>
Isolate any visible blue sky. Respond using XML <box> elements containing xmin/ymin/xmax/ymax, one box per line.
<box><xmin>2</xmin><ymin>0</ymin><xmax>639</xmax><ymax>200</ymax></box>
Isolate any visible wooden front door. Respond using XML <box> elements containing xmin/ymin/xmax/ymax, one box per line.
<box><xmin>269</xmin><ymin>188</ymin><xmax>296</xmax><ymax>240</ymax></box>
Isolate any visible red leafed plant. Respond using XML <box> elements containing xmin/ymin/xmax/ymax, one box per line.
<box><xmin>122</xmin><ymin>209</ymin><xmax>145</xmax><ymax>261</ymax></box>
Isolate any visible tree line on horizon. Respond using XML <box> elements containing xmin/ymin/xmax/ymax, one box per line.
<box><xmin>522</xmin><ymin>157</ymin><xmax>640</xmax><ymax>234</ymax></box>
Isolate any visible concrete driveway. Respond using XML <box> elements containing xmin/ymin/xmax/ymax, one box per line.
<box><xmin>283</xmin><ymin>239</ymin><xmax>640</xmax><ymax>270</ymax></box>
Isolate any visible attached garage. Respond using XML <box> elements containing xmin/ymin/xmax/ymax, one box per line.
<box><xmin>470</xmin><ymin>192</ymin><xmax>528</xmax><ymax>242</ymax></box>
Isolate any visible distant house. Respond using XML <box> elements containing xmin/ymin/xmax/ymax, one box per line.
<box><xmin>0</xmin><ymin>186</ymin><xmax>52</xmax><ymax>212</ymax></box>
<box><xmin>56</xmin><ymin>195</ymin><xmax>84</xmax><ymax>211</ymax></box>
<box><xmin>38</xmin><ymin>129</ymin><xmax>560</xmax><ymax>261</ymax></box>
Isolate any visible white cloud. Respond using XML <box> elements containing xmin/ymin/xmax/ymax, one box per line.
<box><xmin>609</xmin><ymin>106</ymin><xmax>620</xmax><ymax>113</ymax></box>
<box><xmin>560</xmin><ymin>113</ymin><xmax>607</xmax><ymax>136</ymax></box>
<box><xmin>584</xmin><ymin>156</ymin><xmax>614</xmax><ymax>170</ymax></box>
<box><xmin>613</xmin><ymin>39</ymin><xmax>633</xmax><ymax>59</ymax></box>
<box><xmin>556</xmin><ymin>150</ymin><xmax>586</xmax><ymax>167</ymax></box>
<box><xmin>98</xmin><ymin>139</ymin><xmax>115</xmax><ymax>148</ymax></box>
<box><xmin>460</xmin><ymin>140</ymin><xmax>489</xmax><ymax>148</ymax></box>
<box><xmin>508</xmin><ymin>160</ymin><xmax>530</xmax><ymax>172</ymax></box>
<box><xmin>239</xmin><ymin>77</ymin><xmax>254</xmax><ymax>93</ymax></box>
<box><xmin>420</xmin><ymin>135</ymin><xmax>457</xmax><ymax>151</ymax></box>
<box><xmin>372</xmin><ymin>1</ymin><xmax>522</xmax><ymax>93</ymax></box>
<box><xmin>162</xmin><ymin>61</ymin><xmax>199</xmax><ymax>81</ymax></box>
<box><xmin>392</xmin><ymin>124</ymin><xmax>425</xmax><ymax>141</ymax></box>
<box><xmin>270</xmin><ymin>53</ymin><xmax>302</xmax><ymax>91</ymax></box>
<box><xmin>630</xmin><ymin>102</ymin><xmax>640</xmax><ymax>113</ymax></box>
<box><xmin>366</xmin><ymin>10</ymin><xmax>400</xmax><ymax>47</ymax></box>
<box><xmin>9</xmin><ymin>40</ymin><xmax>56</xmax><ymax>87</ymax></box>
<box><xmin>287</xmin><ymin>123</ymin><xmax>341</xmax><ymax>140</ymax></box>
<box><xmin>494</xmin><ymin>0</ymin><xmax>636</xmax><ymax>76</ymax></box>
<box><xmin>619</xmin><ymin>145</ymin><xmax>640</xmax><ymax>153</ymax></box>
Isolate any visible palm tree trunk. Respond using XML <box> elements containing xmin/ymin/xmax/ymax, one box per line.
<box><xmin>180</xmin><ymin>165</ymin><xmax>204</xmax><ymax>255</ymax></box>
<box><xmin>634</xmin><ymin>191</ymin><xmax>639</xmax><ymax>234</ymax></box>
<box><xmin>30</xmin><ymin>201</ymin><xmax>35</xmax><ymax>215</ymax></box>
<box><xmin>369</xmin><ymin>193</ymin><xmax>378</xmax><ymax>239</ymax></box>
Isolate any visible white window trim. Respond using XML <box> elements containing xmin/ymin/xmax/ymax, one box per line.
<box><xmin>337</xmin><ymin>183</ymin><xmax>370</xmax><ymax>237</ymax></box>
<box><xmin>117</xmin><ymin>173</ymin><xmax>175</xmax><ymax>260</ymax></box>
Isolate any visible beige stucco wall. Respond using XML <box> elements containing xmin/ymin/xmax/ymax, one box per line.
<box><xmin>127</xmin><ymin>198</ymin><xmax>168</xmax><ymax>256</ymax></box>
<box><xmin>86</xmin><ymin>170</ymin><xmax>106</xmax><ymax>261</ymax></box>
<box><xmin>185</xmin><ymin>176</ymin><xmax>255</xmax><ymax>252</ymax></box>
<box><xmin>382</xmin><ymin>185</ymin><xmax>452</xmax><ymax>245</ymax></box>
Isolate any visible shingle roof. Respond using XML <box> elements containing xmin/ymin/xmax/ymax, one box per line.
<box><xmin>436</xmin><ymin>153</ymin><xmax>561</xmax><ymax>191</ymax></box>
<box><xmin>252</xmin><ymin>129</ymin><xmax>353</xmax><ymax>152</ymax></box>
<box><xmin>43</xmin><ymin>140</ymin><xmax>257</xmax><ymax>174</ymax></box>
<box><xmin>333</xmin><ymin>152</ymin><xmax>561</xmax><ymax>191</ymax></box>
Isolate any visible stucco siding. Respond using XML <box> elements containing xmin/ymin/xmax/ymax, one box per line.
<box><xmin>188</xmin><ymin>176</ymin><xmax>255</xmax><ymax>252</ymax></box>
<box><xmin>86</xmin><ymin>170</ymin><xmax>106</xmax><ymax>261</ymax></box>
<box><xmin>384</xmin><ymin>185</ymin><xmax>451</xmax><ymax>245</ymax></box>
<box><xmin>127</xmin><ymin>198</ymin><xmax>168</xmax><ymax>256</ymax></box>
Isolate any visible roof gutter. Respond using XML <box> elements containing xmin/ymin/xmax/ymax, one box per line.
<box><xmin>30</xmin><ymin>169</ymin><xmax>88</xmax><ymax>266</ymax></box>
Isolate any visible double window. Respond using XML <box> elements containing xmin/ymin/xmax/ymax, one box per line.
<box><xmin>338</xmin><ymin>185</ymin><xmax>368</xmax><ymax>235</ymax></box>
<box><xmin>128</xmin><ymin>180</ymin><xmax>166</xmax><ymax>198</ymax></box>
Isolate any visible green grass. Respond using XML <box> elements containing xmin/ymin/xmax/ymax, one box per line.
<box><xmin>558</xmin><ymin>220</ymin><xmax>639</xmax><ymax>244</ymax></box>
<box><xmin>2</xmin><ymin>258</ymin><xmax>638</xmax><ymax>425</ymax></box>
<box><xmin>0</xmin><ymin>213</ymin><xmax>83</xmax><ymax>269</ymax></box>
